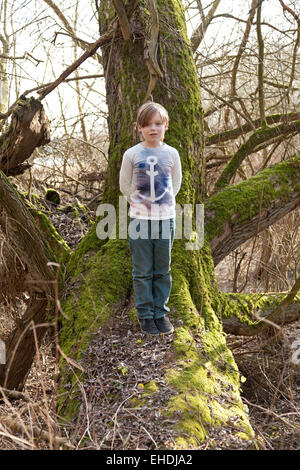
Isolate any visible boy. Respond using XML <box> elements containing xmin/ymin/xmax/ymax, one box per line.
<box><xmin>119</xmin><ymin>102</ymin><xmax>182</xmax><ymax>335</ymax></box>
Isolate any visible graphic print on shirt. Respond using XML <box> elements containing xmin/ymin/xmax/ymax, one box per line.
<box><xmin>132</xmin><ymin>155</ymin><xmax>169</xmax><ymax>203</ymax></box>
<box><xmin>127</xmin><ymin>144</ymin><xmax>177</xmax><ymax>219</ymax></box>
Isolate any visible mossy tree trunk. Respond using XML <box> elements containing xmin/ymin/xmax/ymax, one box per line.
<box><xmin>0</xmin><ymin>171</ymin><xmax>69</xmax><ymax>390</ymax></box>
<box><xmin>0</xmin><ymin>0</ymin><xmax>298</xmax><ymax>449</ymax></box>
<box><xmin>58</xmin><ymin>0</ymin><xmax>256</xmax><ymax>447</ymax></box>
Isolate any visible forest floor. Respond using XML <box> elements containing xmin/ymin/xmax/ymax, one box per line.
<box><xmin>0</xmin><ymin>188</ymin><xmax>299</xmax><ymax>450</ymax></box>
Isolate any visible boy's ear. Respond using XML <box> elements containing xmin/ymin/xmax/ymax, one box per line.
<box><xmin>165</xmin><ymin>122</ymin><xmax>169</xmax><ymax>130</ymax></box>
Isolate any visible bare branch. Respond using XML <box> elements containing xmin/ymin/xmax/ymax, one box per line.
<box><xmin>224</xmin><ymin>0</ymin><xmax>259</xmax><ymax>126</ymax></box>
<box><xmin>0</xmin><ymin>52</ymin><xmax>43</xmax><ymax>65</ymax></box>
<box><xmin>278</xmin><ymin>0</ymin><xmax>300</xmax><ymax>23</ymax></box>
<box><xmin>256</xmin><ymin>2</ymin><xmax>265</xmax><ymax>123</ymax></box>
<box><xmin>200</xmin><ymin>83</ymin><xmax>255</xmax><ymax>129</ymax></box>
<box><xmin>42</xmin><ymin>0</ymin><xmax>102</xmax><ymax>63</ymax></box>
<box><xmin>191</xmin><ymin>0</ymin><xmax>221</xmax><ymax>52</ymax></box>
<box><xmin>38</xmin><ymin>28</ymin><xmax>117</xmax><ymax>101</ymax></box>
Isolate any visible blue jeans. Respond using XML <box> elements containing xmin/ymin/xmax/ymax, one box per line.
<box><xmin>129</xmin><ymin>218</ymin><xmax>175</xmax><ymax>320</ymax></box>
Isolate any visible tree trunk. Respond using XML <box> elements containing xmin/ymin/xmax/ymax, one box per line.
<box><xmin>57</xmin><ymin>0</ymin><xmax>256</xmax><ymax>448</ymax></box>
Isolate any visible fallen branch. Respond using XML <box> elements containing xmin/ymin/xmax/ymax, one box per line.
<box><xmin>0</xmin><ymin>387</ymin><xmax>31</xmax><ymax>402</ymax></box>
<box><xmin>0</xmin><ymin>416</ymin><xmax>74</xmax><ymax>449</ymax></box>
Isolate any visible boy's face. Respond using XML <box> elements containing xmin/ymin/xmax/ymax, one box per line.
<box><xmin>137</xmin><ymin>111</ymin><xmax>169</xmax><ymax>147</ymax></box>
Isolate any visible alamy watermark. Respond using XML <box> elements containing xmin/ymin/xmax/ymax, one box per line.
<box><xmin>95</xmin><ymin>197</ymin><xmax>204</xmax><ymax>250</ymax></box>
<box><xmin>0</xmin><ymin>340</ymin><xmax>5</xmax><ymax>365</ymax></box>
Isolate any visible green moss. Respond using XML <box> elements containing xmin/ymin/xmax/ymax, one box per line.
<box><xmin>61</xmin><ymin>238</ymin><xmax>131</xmax><ymax>355</ymax></box>
<box><xmin>15</xmin><ymin>96</ymin><xmax>36</xmax><ymax>108</ymax></box>
<box><xmin>219</xmin><ymin>290</ymin><xmax>290</xmax><ymax>331</ymax></box>
<box><xmin>45</xmin><ymin>188</ymin><xmax>60</xmax><ymax>205</ymax></box>
<box><xmin>57</xmin><ymin>237</ymin><xmax>132</xmax><ymax>419</ymax></box>
<box><xmin>205</xmin><ymin>154</ymin><xmax>300</xmax><ymax>244</ymax></box>
<box><xmin>30</xmin><ymin>208</ymin><xmax>71</xmax><ymax>263</ymax></box>
<box><xmin>64</xmin><ymin>223</ymin><xmax>103</xmax><ymax>278</ymax></box>
<box><xmin>143</xmin><ymin>380</ymin><xmax>159</xmax><ymax>395</ymax></box>
<box><xmin>160</xmin><ymin>236</ymin><xmax>255</xmax><ymax>448</ymax></box>
<box><xmin>127</xmin><ymin>307</ymin><xmax>139</xmax><ymax>324</ymax></box>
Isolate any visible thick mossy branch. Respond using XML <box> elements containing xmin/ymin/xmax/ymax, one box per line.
<box><xmin>0</xmin><ymin>174</ymin><xmax>65</xmax><ymax>390</ymax></box>
<box><xmin>29</xmin><ymin>208</ymin><xmax>70</xmax><ymax>262</ymax></box>
<box><xmin>214</xmin><ymin>120</ymin><xmax>300</xmax><ymax>192</ymax></box>
<box><xmin>0</xmin><ymin>171</ymin><xmax>56</xmax><ymax>291</ymax></box>
<box><xmin>205</xmin><ymin>155</ymin><xmax>300</xmax><ymax>266</ymax></box>
<box><xmin>220</xmin><ymin>291</ymin><xmax>300</xmax><ymax>336</ymax></box>
<box><xmin>0</xmin><ymin>97</ymin><xmax>50</xmax><ymax>175</ymax></box>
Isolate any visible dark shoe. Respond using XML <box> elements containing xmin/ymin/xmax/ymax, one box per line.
<box><xmin>139</xmin><ymin>318</ymin><xmax>160</xmax><ymax>336</ymax></box>
<box><xmin>155</xmin><ymin>316</ymin><xmax>174</xmax><ymax>334</ymax></box>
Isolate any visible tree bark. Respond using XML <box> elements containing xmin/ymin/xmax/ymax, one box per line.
<box><xmin>0</xmin><ymin>294</ymin><xmax>49</xmax><ymax>390</ymax></box>
<box><xmin>0</xmin><ymin>98</ymin><xmax>50</xmax><ymax>175</ymax></box>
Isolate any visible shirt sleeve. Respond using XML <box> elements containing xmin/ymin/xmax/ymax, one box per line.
<box><xmin>119</xmin><ymin>150</ymin><xmax>133</xmax><ymax>198</ymax></box>
<box><xmin>172</xmin><ymin>149</ymin><xmax>182</xmax><ymax>197</ymax></box>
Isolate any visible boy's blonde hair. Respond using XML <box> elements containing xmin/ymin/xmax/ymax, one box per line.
<box><xmin>136</xmin><ymin>102</ymin><xmax>169</xmax><ymax>129</ymax></box>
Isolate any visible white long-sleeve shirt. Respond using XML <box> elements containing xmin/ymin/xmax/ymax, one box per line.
<box><xmin>119</xmin><ymin>142</ymin><xmax>182</xmax><ymax>220</ymax></box>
